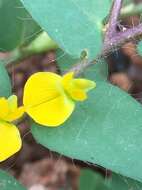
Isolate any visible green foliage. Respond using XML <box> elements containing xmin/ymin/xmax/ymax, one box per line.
<box><xmin>79</xmin><ymin>169</ymin><xmax>109</xmax><ymax>190</ymax></box>
<box><xmin>25</xmin><ymin>32</ymin><xmax>58</xmax><ymax>55</ymax></box>
<box><xmin>82</xmin><ymin>61</ymin><xmax>108</xmax><ymax>82</ymax></box>
<box><xmin>0</xmin><ymin>62</ymin><xmax>11</xmax><ymax>97</ymax></box>
<box><xmin>21</xmin><ymin>11</ymin><xmax>41</xmax><ymax>47</ymax></box>
<box><xmin>21</xmin><ymin>0</ymin><xmax>111</xmax><ymax>60</ymax></box>
<box><xmin>0</xmin><ymin>0</ymin><xmax>40</xmax><ymax>51</ymax></box>
<box><xmin>137</xmin><ymin>41</ymin><xmax>142</xmax><ymax>56</ymax></box>
<box><xmin>31</xmin><ymin>61</ymin><xmax>142</xmax><ymax>182</ymax></box>
<box><xmin>56</xmin><ymin>49</ymin><xmax>79</xmax><ymax>73</ymax></box>
<box><xmin>0</xmin><ymin>0</ymin><xmax>22</xmax><ymax>51</ymax></box>
<box><xmin>108</xmin><ymin>173</ymin><xmax>142</xmax><ymax>190</ymax></box>
<box><xmin>79</xmin><ymin>169</ymin><xmax>142</xmax><ymax>190</ymax></box>
<box><xmin>0</xmin><ymin>170</ymin><xmax>26</xmax><ymax>190</ymax></box>
<box><xmin>1</xmin><ymin>0</ymin><xmax>142</xmax><ymax>188</ymax></box>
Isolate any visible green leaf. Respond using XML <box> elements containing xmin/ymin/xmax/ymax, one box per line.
<box><xmin>79</xmin><ymin>169</ymin><xmax>142</xmax><ymax>190</ymax></box>
<box><xmin>137</xmin><ymin>41</ymin><xmax>142</xmax><ymax>56</ymax></box>
<box><xmin>108</xmin><ymin>173</ymin><xmax>142</xmax><ymax>190</ymax></box>
<box><xmin>0</xmin><ymin>170</ymin><xmax>26</xmax><ymax>190</ymax></box>
<box><xmin>21</xmin><ymin>0</ymin><xmax>112</xmax><ymax>60</ymax></box>
<box><xmin>56</xmin><ymin>49</ymin><xmax>79</xmax><ymax>73</ymax></box>
<box><xmin>21</xmin><ymin>11</ymin><xmax>41</xmax><ymax>47</ymax></box>
<box><xmin>25</xmin><ymin>32</ymin><xmax>58</xmax><ymax>54</ymax></box>
<box><xmin>0</xmin><ymin>0</ymin><xmax>22</xmax><ymax>51</ymax></box>
<box><xmin>0</xmin><ymin>0</ymin><xmax>40</xmax><ymax>51</ymax></box>
<box><xmin>31</xmin><ymin>61</ymin><xmax>142</xmax><ymax>183</ymax></box>
<box><xmin>82</xmin><ymin>60</ymin><xmax>108</xmax><ymax>82</ymax></box>
<box><xmin>79</xmin><ymin>169</ymin><xmax>108</xmax><ymax>190</ymax></box>
<box><xmin>0</xmin><ymin>63</ymin><xmax>11</xmax><ymax>97</ymax></box>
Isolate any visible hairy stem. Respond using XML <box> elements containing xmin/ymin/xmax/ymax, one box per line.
<box><xmin>104</xmin><ymin>0</ymin><xmax>122</xmax><ymax>42</ymax></box>
<box><xmin>104</xmin><ymin>23</ymin><xmax>142</xmax><ymax>52</ymax></box>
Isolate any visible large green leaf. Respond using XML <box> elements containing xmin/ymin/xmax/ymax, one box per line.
<box><xmin>20</xmin><ymin>9</ymin><xmax>41</xmax><ymax>46</ymax></box>
<box><xmin>31</xmin><ymin>83</ymin><xmax>142</xmax><ymax>182</ymax></box>
<box><xmin>0</xmin><ymin>63</ymin><xmax>11</xmax><ymax>97</ymax></box>
<box><xmin>31</xmin><ymin>59</ymin><xmax>142</xmax><ymax>182</ymax></box>
<box><xmin>0</xmin><ymin>170</ymin><xmax>26</xmax><ymax>190</ymax></box>
<box><xmin>21</xmin><ymin>0</ymin><xmax>112</xmax><ymax>59</ymax></box>
<box><xmin>0</xmin><ymin>0</ymin><xmax>22</xmax><ymax>51</ymax></box>
<box><xmin>0</xmin><ymin>0</ymin><xmax>40</xmax><ymax>51</ymax></box>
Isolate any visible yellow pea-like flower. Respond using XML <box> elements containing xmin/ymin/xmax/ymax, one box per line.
<box><xmin>0</xmin><ymin>95</ymin><xmax>25</xmax><ymax>122</ymax></box>
<box><xmin>23</xmin><ymin>72</ymin><xmax>96</xmax><ymax>127</ymax></box>
<box><xmin>0</xmin><ymin>121</ymin><xmax>22</xmax><ymax>162</ymax></box>
<box><xmin>0</xmin><ymin>95</ymin><xmax>24</xmax><ymax>162</ymax></box>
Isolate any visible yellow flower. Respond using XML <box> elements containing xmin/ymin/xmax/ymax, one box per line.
<box><xmin>23</xmin><ymin>72</ymin><xmax>96</xmax><ymax>127</ymax></box>
<box><xmin>0</xmin><ymin>95</ymin><xmax>24</xmax><ymax>122</ymax></box>
<box><xmin>0</xmin><ymin>95</ymin><xmax>24</xmax><ymax>162</ymax></box>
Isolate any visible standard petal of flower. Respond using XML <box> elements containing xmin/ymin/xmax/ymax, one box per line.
<box><xmin>0</xmin><ymin>121</ymin><xmax>22</xmax><ymax>162</ymax></box>
<box><xmin>26</xmin><ymin>95</ymin><xmax>74</xmax><ymax>126</ymax></box>
<box><xmin>23</xmin><ymin>72</ymin><xmax>75</xmax><ymax>127</ymax></box>
<box><xmin>62</xmin><ymin>72</ymin><xmax>74</xmax><ymax>88</ymax></box>
<box><xmin>0</xmin><ymin>98</ymin><xmax>9</xmax><ymax>118</ymax></box>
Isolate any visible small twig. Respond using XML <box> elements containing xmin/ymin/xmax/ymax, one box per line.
<box><xmin>69</xmin><ymin>59</ymin><xmax>95</xmax><ymax>75</ymax></box>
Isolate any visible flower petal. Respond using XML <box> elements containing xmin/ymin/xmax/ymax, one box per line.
<box><xmin>69</xmin><ymin>89</ymin><xmax>87</xmax><ymax>101</ymax></box>
<box><xmin>62</xmin><ymin>72</ymin><xmax>74</xmax><ymax>88</ymax></box>
<box><xmin>0</xmin><ymin>98</ymin><xmax>9</xmax><ymax>118</ymax></box>
<box><xmin>62</xmin><ymin>72</ymin><xmax>96</xmax><ymax>101</ymax></box>
<box><xmin>4</xmin><ymin>106</ymin><xmax>25</xmax><ymax>122</ymax></box>
<box><xmin>0</xmin><ymin>95</ymin><xmax>25</xmax><ymax>122</ymax></box>
<box><xmin>73</xmin><ymin>79</ymin><xmax>96</xmax><ymax>91</ymax></box>
<box><xmin>23</xmin><ymin>72</ymin><xmax>75</xmax><ymax>126</ymax></box>
<box><xmin>0</xmin><ymin>121</ymin><xmax>22</xmax><ymax>162</ymax></box>
<box><xmin>26</xmin><ymin>95</ymin><xmax>74</xmax><ymax>126</ymax></box>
